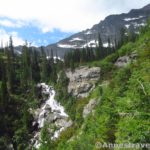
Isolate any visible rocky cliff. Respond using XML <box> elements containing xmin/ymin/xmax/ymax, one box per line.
<box><xmin>66</xmin><ymin>66</ymin><xmax>101</xmax><ymax>97</ymax></box>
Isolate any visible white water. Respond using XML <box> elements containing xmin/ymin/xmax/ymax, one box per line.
<box><xmin>33</xmin><ymin>83</ymin><xmax>69</xmax><ymax>148</ymax></box>
<box><xmin>37</xmin><ymin>83</ymin><xmax>68</xmax><ymax>128</ymax></box>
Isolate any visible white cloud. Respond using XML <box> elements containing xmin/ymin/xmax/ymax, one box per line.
<box><xmin>31</xmin><ymin>41</ymin><xmax>38</xmax><ymax>47</ymax></box>
<box><xmin>0</xmin><ymin>19</ymin><xmax>26</xmax><ymax>28</ymax></box>
<box><xmin>0</xmin><ymin>29</ymin><xmax>24</xmax><ymax>46</ymax></box>
<box><xmin>0</xmin><ymin>0</ymin><xmax>149</xmax><ymax>32</ymax></box>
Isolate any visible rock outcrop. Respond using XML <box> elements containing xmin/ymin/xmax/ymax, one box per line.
<box><xmin>66</xmin><ymin>66</ymin><xmax>100</xmax><ymax>97</ymax></box>
<box><xmin>83</xmin><ymin>99</ymin><xmax>99</xmax><ymax>118</ymax></box>
<box><xmin>114</xmin><ymin>52</ymin><xmax>138</xmax><ymax>67</ymax></box>
<box><xmin>114</xmin><ymin>56</ymin><xmax>131</xmax><ymax>67</ymax></box>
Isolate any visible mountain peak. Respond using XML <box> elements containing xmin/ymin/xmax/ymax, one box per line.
<box><xmin>46</xmin><ymin>3</ymin><xmax>150</xmax><ymax>58</ymax></box>
<box><xmin>142</xmin><ymin>3</ymin><xmax>150</xmax><ymax>10</ymax></box>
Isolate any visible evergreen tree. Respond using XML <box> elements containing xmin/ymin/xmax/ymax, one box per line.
<box><xmin>31</xmin><ymin>49</ymin><xmax>41</xmax><ymax>82</ymax></box>
<box><xmin>6</xmin><ymin>47</ymin><xmax>15</xmax><ymax>93</ymax></box>
<box><xmin>98</xmin><ymin>33</ymin><xmax>104</xmax><ymax>59</ymax></box>
<box><xmin>0</xmin><ymin>58</ymin><xmax>4</xmax><ymax>80</ymax></box>
<box><xmin>70</xmin><ymin>58</ymin><xmax>75</xmax><ymax>72</ymax></box>
<box><xmin>0</xmin><ymin>77</ymin><xmax>9</xmax><ymax>112</ymax></box>
<box><xmin>119</xmin><ymin>27</ymin><xmax>127</xmax><ymax>47</ymax></box>
<box><xmin>21</xmin><ymin>42</ymin><xmax>32</xmax><ymax>89</ymax></box>
<box><xmin>107</xmin><ymin>37</ymin><xmax>111</xmax><ymax>55</ymax></box>
<box><xmin>9</xmin><ymin>36</ymin><xmax>14</xmax><ymax>59</ymax></box>
<box><xmin>128</xmin><ymin>30</ymin><xmax>136</xmax><ymax>42</ymax></box>
<box><xmin>98</xmin><ymin>33</ymin><xmax>103</xmax><ymax>49</ymax></box>
<box><xmin>40</xmin><ymin>47</ymin><xmax>48</xmax><ymax>82</ymax></box>
<box><xmin>95</xmin><ymin>46</ymin><xmax>100</xmax><ymax>60</ymax></box>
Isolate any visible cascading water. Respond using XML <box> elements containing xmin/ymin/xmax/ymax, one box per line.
<box><xmin>37</xmin><ymin>83</ymin><xmax>68</xmax><ymax>128</ymax></box>
<box><xmin>31</xmin><ymin>83</ymin><xmax>71</xmax><ymax>149</ymax></box>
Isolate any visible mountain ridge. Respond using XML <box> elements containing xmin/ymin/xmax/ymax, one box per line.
<box><xmin>44</xmin><ymin>3</ymin><xmax>150</xmax><ymax>57</ymax></box>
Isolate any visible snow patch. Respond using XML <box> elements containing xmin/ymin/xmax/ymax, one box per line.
<box><xmin>82</xmin><ymin>40</ymin><xmax>98</xmax><ymax>48</ymax></box>
<box><xmin>46</xmin><ymin>56</ymin><xmax>64</xmax><ymax>62</ymax></box>
<box><xmin>103</xmin><ymin>43</ymin><xmax>109</xmax><ymax>47</ymax></box>
<box><xmin>125</xmin><ymin>24</ymin><xmax>130</xmax><ymax>29</ymax></box>
<box><xmin>103</xmin><ymin>42</ymin><xmax>113</xmax><ymax>48</ymax></box>
<box><xmin>124</xmin><ymin>16</ymin><xmax>144</xmax><ymax>21</ymax></box>
<box><xmin>57</xmin><ymin>43</ymin><xmax>77</xmax><ymax>48</ymax></box>
<box><xmin>84</xmin><ymin>30</ymin><xmax>92</xmax><ymax>35</ymax></box>
<box><xmin>70</xmin><ymin>37</ymin><xmax>84</xmax><ymax>42</ymax></box>
<box><xmin>132</xmin><ymin>22</ymin><xmax>146</xmax><ymax>27</ymax></box>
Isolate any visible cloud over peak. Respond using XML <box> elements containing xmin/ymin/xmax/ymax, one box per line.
<box><xmin>0</xmin><ymin>0</ymin><xmax>150</xmax><ymax>46</ymax></box>
<box><xmin>0</xmin><ymin>0</ymin><xmax>149</xmax><ymax>33</ymax></box>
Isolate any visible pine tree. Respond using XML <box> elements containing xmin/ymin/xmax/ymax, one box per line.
<box><xmin>70</xmin><ymin>58</ymin><xmax>75</xmax><ymax>72</ymax></box>
<box><xmin>5</xmin><ymin>47</ymin><xmax>15</xmax><ymax>93</ymax></box>
<box><xmin>40</xmin><ymin>47</ymin><xmax>48</xmax><ymax>82</ymax></box>
<box><xmin>31</xmin><ymin>49</ymin><xmax>41</xmax><ymax>82</ymax></box>
<box><xmin>118</xmin><ymin>27</ymin><xmax>127</xmax><ymax>48</ymax></box>
<box><xmin>0</xmin><ymin>58</ymin><xmax>4</xmax><ymax>80</ymax></box>
<box><xmin>0</xmin><ymin>77</ymin><xmax>9</xmax><ymax>112</ymax></box>
<box><xmin>98</xmin><ymin>33</ymin><xmax>104</xmax><ymax>59</ymax></box>
<box><xmin>107</xmin><ymin>37</ymin><xmax>111</xmax><ymax>55</ymax></box>
<box><xmin>50</xmin><ymin>49</ymin><xmax>54</xmax><ymax>64</ymax></box>
<box><xmin>21</xmin><ymin>42</ymin><xmax>32</xmax><ymax>89</ymax></box>
<box><xmin>98</xmin><ymin>33</ymin><xmax>103</xmax><ymax>49</ymax></box>
<box><xmin>95</xmin><ymin>46</ymin><xmax>100</xmax><ymax>60</ymax></box>
<box><xmin>9</xmin><ymin>36</ymin><xmax>14</xmax><ymax>59</ymax></box>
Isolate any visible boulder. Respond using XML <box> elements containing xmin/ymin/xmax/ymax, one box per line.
<box><xmin>55</xmin><ymin>119</ymin><xmax>72</xmax><ymax>128</ymax></box>
<box><xmin>115</xmin><ymin>52</ymin><xmax>138</xmax><ymax>68</ymax></box>
<box><xmin>45</xmin><ymin>104</ymin><xmax>51</xmax><ymax>111</ymax></box>
<box><xmin>114</xmin><ymin>56</ymin><xmax>130</xmax><ymax>67</ymax></box>
<box><xmin>46</xmin><ymin>112</ymin><xmax>64</xmax><ymax>123</ymax></box>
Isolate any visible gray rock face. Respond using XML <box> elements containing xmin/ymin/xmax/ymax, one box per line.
<box><xmin>55</xmin><ymin>119</ymin><xmax>72</xmax><ymax>128</ymax></box>
<box><xmin>83</xmin><ymin>99</ymin><xmax>99</xmax><ymax>118</ymax></box>
<box><xmin>66</xmin><ymin>66</ymin><xmax>100</xmax><ymax>97</ymax></box>
<box><xmin>114</xmin><ymin>52</ymin><xmax>138</xmax><ymax>67</ymax></box>
<box><xmin>114</xmin><ymin>56</ymin><xmax>131</xmax><ymax>67</ymax></box>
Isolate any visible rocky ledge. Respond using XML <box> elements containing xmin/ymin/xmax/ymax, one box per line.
<box><xmin>66</xmin><ymin>66</ymin><xmax>101</xmax><ymax>98</ymax></box>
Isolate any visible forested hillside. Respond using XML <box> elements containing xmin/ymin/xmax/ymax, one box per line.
<box><xmin>53</xmin><ymin>19</ymin><xmax>150</xmax><ymax>150</ymax></box>
<box><xmin>0</xmin><ymin>40</ymin><xmax>64</xmax><ymax>149</ymax></box>
<box><xmin>0</xmin><ymin>19</ymin><xmax>150</xmax><ymax>150</ymax></box>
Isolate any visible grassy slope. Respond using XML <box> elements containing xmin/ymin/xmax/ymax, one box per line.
<box><xmin>53</xmin><ymin>25</ymin><xmax>150</xmax><ymax>150</ymax></box>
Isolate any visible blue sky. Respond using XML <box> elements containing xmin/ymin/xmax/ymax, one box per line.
<box><xmin>0</xmin><ymin>17</ymin><xmax>73</xmax><ymax>46</ymax></box>
<box><xmin>0</xmin><ymin>0</ymin><xmax>150</xmax><ymax>47</ymax></box>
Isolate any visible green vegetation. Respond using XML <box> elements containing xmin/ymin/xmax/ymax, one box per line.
<box><xmin>51</xmin><ymin>20</ymin><xmax>150</xmax><ymax>150</ymax></box>
<box><xmin>0</xmin><ymin>20</ymin><xmax>150</xmax><ymax>150</ymax></box>
<box><xmin>0</xmin><ymin>41</ymin><xmax>63</xmax><ymax>149</ymax></box>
